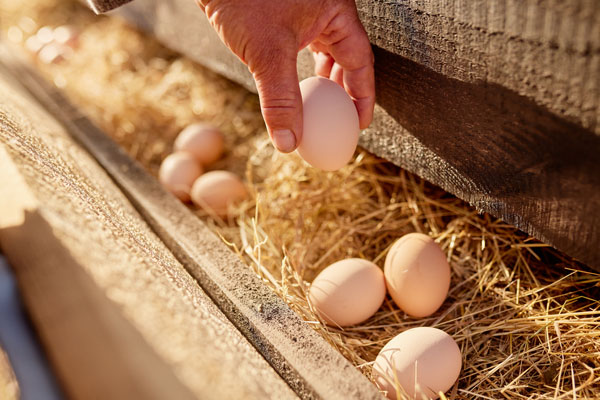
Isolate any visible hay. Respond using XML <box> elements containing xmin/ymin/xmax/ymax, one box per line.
<box><xmin>2</xmin><ymin>1</ymin><xmax>599</xmax><ymax>398</ymax></box>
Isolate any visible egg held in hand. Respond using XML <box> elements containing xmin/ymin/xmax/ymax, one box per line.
<box><xmin>308</xmin><ymin>258</ymin><xmax>386</xmax><ymax>327</ymax></box>
<box><xmin>190</xmin><ymin>170</ymin><xmax>247</xmax><ymax>217</ymax></box>
<box><xmin>297</xmin><ymin>77</ymin><xmax>359</xmax><ymax>171</ymax></box>
<box><xmin>158</xmin><ymin>152</ymin><xmax>203</xmax><ymax>202</ymax></box>
<box><xmin>384</xmin><ymin>233</ymin><xmax>451</xmax><ymax>317</ymax></box>
<box><xmin>174</xmin><ymin>123</ymin><xmax>225</xmax><ymax>166</ymax></box>
<box><xmin>373</xmin><ymin>327</ymin><xmax>462</xmax><ymax>400</ymax></box>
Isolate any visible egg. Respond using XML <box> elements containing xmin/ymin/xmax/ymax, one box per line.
<box><xmin>158</xmin><ymin>152</ymin><xmax>203</xmax><ymax>202</ymax></box>
<box><xmin>190</xmin><ymin>171</ymin><xmax>247</xmax><ymax>217</ymax></box>
<box><xmin>35</xmin><ymin>26</ymin><xmax>54</xmax><ymax>45</ymax></box>
<box><xmin>53</xmin><ymin>25</ymin><xmax>79</xmax><ymax>48</ymax></box>
<box><xmin>174</xmin><ymin>123</ymin><xmax>224</xmax><ymax>166</ymax></box>
<box><xmin>25</xmin><ymin>36</ymin><xmax>44</xmax><ymax>54</ymax></box>
<box><xmin>38</xmin><ymin>43</ymin><xmax>70</xmax><ymax>64</ymax></box>
<box><xmin>297</xmin><ymin>77</ymin><xmax>359</xmax><ymax>171</ymax></box>
<box><xmin>373</xmin><ymin>327</ymin><xmax>461</xmax><ymax>400</ymax></box>
<box><xmin>384</xmin><ymin>233</ymin><xmax>450</xmax><ymax>317</ymax></box>
<box><xmin>308</xmin><ymin>258</ymin><xmax>385</xmax><ymax>327</ymax></box>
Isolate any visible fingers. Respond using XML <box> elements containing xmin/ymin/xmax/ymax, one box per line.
<box><xmin>312</xmin><ymin>51</ymin><xmax>335</xmax><ymax>78</ymax></box>
<box><xmin>330</xmin><ymin>62</ymin><xmax>343</xmax><ymax>86</ymax></box>
<box><xmin>320</xmin><ymin>13</ymin><xmax>375</xmax><ymax>129</ymax></box>
<box><xmin>250</xmin><ymin>47</ymin><xmax>302</xmax><ymax>153</ymax></box>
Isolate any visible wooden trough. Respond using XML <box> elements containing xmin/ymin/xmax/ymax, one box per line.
<box><xmin>115</xmin><ymin>0</ymin><xmax>600</xmax><ymax>271</ymax></box>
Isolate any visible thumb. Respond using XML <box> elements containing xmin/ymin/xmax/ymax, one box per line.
<box><xmin>251</xmin><ymin>48</ymin><xmax>302</xmax><ymax>153</ymax></box>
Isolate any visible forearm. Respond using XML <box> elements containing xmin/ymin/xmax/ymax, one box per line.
<box><xmin>86</xmin><ymin>0</ymin><xmax>133</xmax><ymax>14</ymax></box>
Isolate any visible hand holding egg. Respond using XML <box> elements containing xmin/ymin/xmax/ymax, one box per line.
<box><xmin>194</xmin><ymin>0</ymin><xmax>375</xmax><ymax>156</ymax></box>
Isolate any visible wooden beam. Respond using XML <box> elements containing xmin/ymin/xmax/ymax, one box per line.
<box><xmin>0</xmin><ymin>46</ymin><xmax>383</xmax><ymax>399</ymax></box>
<box><xmin>0</xmin><ymin>58</ymin><xmax>298</xmax><ymax>400</ymax></box>
<box><xmin>115</xmin><ymin>0</ymin><xmax>600</xmax><ymax>270</ymax></box>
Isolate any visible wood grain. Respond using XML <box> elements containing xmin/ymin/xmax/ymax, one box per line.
<box><xmin>0</xmin><ymin>59</ymin><xmax>298</xmax><ymax>400</ymax></box>
<box><xmin>0</xmin><ymin>45</ymin><xmax>384</xmax><ymax>399</ymax></box>
<box><xmin>115</xmin><ymin>0</ymin><xmax>600</xmax><ymax>270</ymax></box>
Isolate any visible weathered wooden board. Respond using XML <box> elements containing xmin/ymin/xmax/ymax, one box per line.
<box><xmin>0</xmin><ymin>59</ymin><xmax>298</xmax><ymax>400</ymax></box>
<box><xmin>114</xmin><ymin>0</ymin><xmax>600</xmax><ymax>270</ymax></box>
<box><xmin>0</xmin><ymin>46</ymin><xmax>384</xmax><ymax>399</ymax></box>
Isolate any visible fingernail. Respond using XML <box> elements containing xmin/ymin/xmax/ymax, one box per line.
<box><xmin>272</xmin><ymin>129</ymin><xmax>296</xmax><ymax>153</ymax></box>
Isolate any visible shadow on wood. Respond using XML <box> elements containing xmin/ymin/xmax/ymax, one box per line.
<box><xmin>371</xmin><ymin>46</ymin><xmax>600</xmax><ymax>269</ymax></box>
<box><xmin>0</xmin><ymin>210</ymin><xmax>197</xmax><ymax>400</ymax></box>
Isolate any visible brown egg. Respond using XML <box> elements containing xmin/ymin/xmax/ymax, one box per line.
<box><xmin>38</xmin><ymin>43</ymin><xmax>70</xmax><ymax>64</ymax></box>
<box><xmin>35</xmin><ymin>26</ymin><xmax>54</xmax><ymax>45</ymax></box>
<box><xmin>384</xmin><ymin>233</ymin><xmax>451</xmax><ymax>317</ymax></box>
<box><xmin>174</xmin><ymin>123</ymin><xmax>224</xmax><ymax>166</ymax></box>
<box><xmin>25</xmin><ymin>36</ymin><xmax>44</xmax><ymax>54</ymax></box>
<box><xmin>190</xmin><ymin>171</ymin><xmax>247</xmax><ymax>217</ymax></box>
<box><xmin>373</xmin><ymin>327</ymin><xmax>462</xmax><ymax>399</ymax></box>
<box><xmin>297</xmin><ymin>77</ymin><xmax>359</xmax><ymax>171</ymax></box>
<box><xmin>308</xmin><ymin>258</ymin><xmax>386</xmax><ymax>327</ymax></box>
<box><xmin>158</xmin><ymin>152</ymin><xmax>203</xmax><ymax>202</ymax></box>
<box><xmin>53</xmin><ymin>25</ymin><xmax>79</xmax><ymax>48</ymax></box>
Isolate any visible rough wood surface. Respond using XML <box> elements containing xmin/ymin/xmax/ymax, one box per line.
<box><xmin>0</xmin><ymin>46</ymin><xmax>384</xmax><ymax>399</ymax></box>
<box><xmin>0</xmin><ymin>59</ymin><xmax>298</xmax><ymax>400</ymax></box>
<box><xmin>115</xmin><ymin>0</ymin><xmax>600</xmax><ymax>269</ymax></box>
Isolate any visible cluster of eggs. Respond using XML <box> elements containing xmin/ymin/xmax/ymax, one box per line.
<box><xmin>308</xmin><ymin>233</ymin><xmax>461</xmax><ymax>400</ymax></box>
<box><xmin>22</xmin><ymin>24</ymin><xmax>79</xmax><ymax>64</ymax></box>
<box><xmin>159</xmin><ymin>123</ymin><xmax>247</xmax><ymax>217</ymax></box>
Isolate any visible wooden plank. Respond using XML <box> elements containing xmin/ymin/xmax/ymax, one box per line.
<box><xmin>0</xmin><ymin>159</ymin><xmax>195</xmax><ymax>400</ymax></box>
<box><xmin>0</xmin><ymin>59</ymin><xmax>298</xmax><ymax>400</ymax></box>
<box><xmin>0</xmin><ymin>45</ymin><xmax>384</xmax><ymax>399</ymax></box>
<box><xmin>114</xmin><ymin>0</ymin><xmax>600</xmax><ymax>270</ymax></box>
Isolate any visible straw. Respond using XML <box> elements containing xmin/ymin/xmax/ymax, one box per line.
<box><xmin>3</xmin><ymin>1</ymin><xmax>599</xmax><ymax>398</ymax></box>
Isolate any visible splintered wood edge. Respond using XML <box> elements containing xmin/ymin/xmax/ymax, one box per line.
<box><xmin>0</xmin><ymin>45</ymin><xmax>383</xmax><ymax>400</ymax></box>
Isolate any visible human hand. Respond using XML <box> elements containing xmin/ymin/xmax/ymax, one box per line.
<box><xmin>197</xmin><ymin>0</ymin><xmax>375</xmax><ymax>153</ymax></box>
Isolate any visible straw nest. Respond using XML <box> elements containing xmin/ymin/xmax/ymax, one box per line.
<box><xmin>3</xmin><ymin>0</ymin><xmax>599</xmax><ymax>398</ymax></box>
